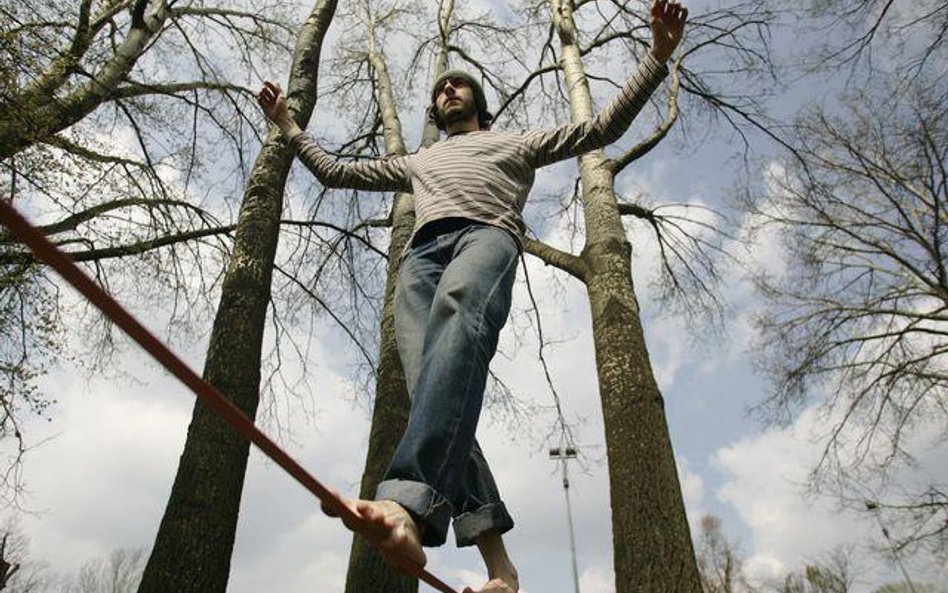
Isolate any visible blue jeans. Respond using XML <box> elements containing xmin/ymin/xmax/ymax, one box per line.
<box><xmin>376</xmin><ymin>221</ymin><xmax>518</xmax><ymax>547</ymax></box>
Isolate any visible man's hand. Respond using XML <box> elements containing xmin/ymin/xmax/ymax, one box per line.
<box><xmin>649</xmin><ymin>0</ymin><xmax>688</xmax><ymax>63</ymax></box>
<box><xmin>257</xmin><ymin>81</ymin><xmax>302</xmax><ymax>137</ymax></box>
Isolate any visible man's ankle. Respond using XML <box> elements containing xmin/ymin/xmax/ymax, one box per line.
<box><xmin>381</xmin><ymin>499</ymin><xmax>426</xmax><ymax>539</ymax></box>
<box><xmin>475</xmin><ymin>531</ymin><xmax>518</xmax><ymax>591</ymax></box>
<box><xmin>490</xmin><ymin>567</ymin><xmax>518</xmax><ymax>592</ymax></box>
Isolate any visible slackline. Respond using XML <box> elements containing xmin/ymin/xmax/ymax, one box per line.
<box><xmin>0</xmin><ymin>199</ymin><xmax>458</xmax><ymax>593</ymax></box>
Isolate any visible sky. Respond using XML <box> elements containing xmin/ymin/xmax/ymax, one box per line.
<box><xmin>3</xmin><ymin>1</ymin><xmax>947</xmax><ymax>593</ymax></box>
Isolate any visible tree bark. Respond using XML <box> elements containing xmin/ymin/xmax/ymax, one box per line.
<box><xmin>584</xmin><ymin>239</ymin><xmax>701</xmax><ymax>593</ymax></box>
<box><xmin>136</xmin><ymin>2</ymin><xmax>337</xmax><ymax>592</ymax></box>
<box><xmin>549</xmin><ymin>1</ymin><xmax>702</xmax><ymax>591</ymax></box>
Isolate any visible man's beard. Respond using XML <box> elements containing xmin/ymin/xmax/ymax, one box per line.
<box><xmin>439</xmin><ymin>99</ymin><xmax>477</xmax><ymax>126</ymax></box>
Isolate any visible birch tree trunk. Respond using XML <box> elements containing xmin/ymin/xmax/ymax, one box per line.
<box><xmin>343</xmin><ymin>2</ymin><xmax>451</xmax><ymax>588</ymax></box>
<box><xmin>0</xmin><ymin>0</ymin><xmax>171</xmax><ymax>160</ymax></box>
<box><xmin>343</xmin><ymin>46</ymin><xmax>417</xmax><ymax>593</ymax></box>
<box><xmin>546</xmin><ymin>1</ymin><xmax>702</xmax><ymax>591</ymax></box>
<box><xmin>136</xmin><ymin>2</ymin><xmax>338</xmax><ymax>592</ymax></box>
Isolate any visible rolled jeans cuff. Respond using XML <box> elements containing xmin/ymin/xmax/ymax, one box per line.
<box><xmin>453</xmin><ymin>502</ymin><xmax>515</xmax><ymax>547</ymax></box>
<box><xmin>376</xmin><ymin>479</ymin><xmax>453</xmax><ymax>547</ymax></box>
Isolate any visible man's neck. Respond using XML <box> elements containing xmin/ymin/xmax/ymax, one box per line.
<box><xmin>445</xmin><ymin>117</ymin><xmax>481</xmax><ymax>136</ymax></box>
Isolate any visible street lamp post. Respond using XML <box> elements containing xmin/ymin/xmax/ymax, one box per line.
<box><xmin>865</xmin><ymin>501</ymin><xmax>919</xmax><ymax>593</ymax></box>
<box><xmin>550</xmin><ymin>446</ymin><xmax>581</xmax><ymax>593</ymax></box>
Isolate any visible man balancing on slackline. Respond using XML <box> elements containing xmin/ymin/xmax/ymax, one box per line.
<box><xmin>258</xmin><ymin>1</ymin><xmax>687</xmax><ymax>591</ymax></box>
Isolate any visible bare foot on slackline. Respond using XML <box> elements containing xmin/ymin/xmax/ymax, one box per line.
<box><xmin>463</xmin><ymin>578</ymin><xmax>518</xmax><ymax>593</ymax></box>
<box><xmin>324</xmin><ymin>496</ymin><xmax>427</xmax><ymax>569</ymax></box>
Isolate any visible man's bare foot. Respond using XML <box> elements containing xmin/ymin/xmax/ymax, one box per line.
<box><xmin>462</xmin><ymin>578</ymin><xmax>517</xmax><ymax>593</ymax></box>
<box><xmin>322</xmin><ymin>495</ymin><xmax>427</xmax><ymax>569</ymax></box>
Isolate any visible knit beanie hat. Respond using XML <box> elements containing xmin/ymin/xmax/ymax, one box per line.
<box><xmin>428</xmin><ymin>70</ymin><xmax>493</xmax><ymax>130</ymax></box>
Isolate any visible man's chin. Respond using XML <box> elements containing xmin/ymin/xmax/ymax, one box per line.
<box><xmin>442</xmin><ymin>109</ymin><xmax>475</xmax><ymax>126</ymax></box>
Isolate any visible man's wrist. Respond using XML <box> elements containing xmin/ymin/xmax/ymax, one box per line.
<box><xmin>277</xmin><ymin>117</ymin><xmax>303</xmax><ymax>139</ymax></box>
<box><xmin>649</xmin><ymin>46</ymin><xmax>671</xmax><ymax>63</ymax></box>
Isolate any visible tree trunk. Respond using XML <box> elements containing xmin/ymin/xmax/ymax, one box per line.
<box><xmin>342</xmin><ymin>3</ymin><xmax>455</xmax><ymax>585</ymax></box>
<box><xmin>343</xmin><ymin>191</ymin><xmax>416</xmax><ymax>593</ymax></box>
<box><xmin>584</xmin><ymin>237</ymin><xmax>701</xmax><ymax>593</ymax></box>
<box><xmin>136</xmin><ymin>2</ymin><xmax>337</xmax><ymax>592</ymax></box>
<box><xmin>549</xmin><ymin>1</ymin><xmax>702</xmax><ymax>591</ymax></box>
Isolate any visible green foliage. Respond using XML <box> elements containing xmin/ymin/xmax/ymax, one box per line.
<box><xmin>0</xmin><ymin>264</ymin><xmax>61</xmax><ymax>440</ymax></box>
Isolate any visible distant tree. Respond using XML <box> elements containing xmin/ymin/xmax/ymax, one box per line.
<box><xmin>61</xmin><ymin>548</ymin><xmax>146</xmax><ymax>593</ymax></box>
<box><xmin>695</xmin><ymin>515</ymin><xmax>758</xmax><ymax>593</ymax></box>
<box><xmin>745</xmin><ymin>73</ymin><xmax>947</xmax><ymax>559</ymax></box>
<box><xmin>781</xmin><ymin>564</ymin><xmax>849</xmax><ymax>593</ymax></box>
<box><xmin>0</xmin><ymin>522</ymin><xmax>147</xmax><ymax>593</ymax></box>
<box><xmin>774</xmin><ymin>547</ymin><xmax>858</xmax><ymax>593</ymax></box>
<box><xmin>694</xmin><ymin>515</ymin><xmax>945</xmax><ymax>593</ymax></box>
<box><xmin>0</xmin><ymin>533</ymin><xmax>19</xmax><ymax>591</ymax></box>
<box><xmin>694</xmin><ymin>518</ymin><xmax>863</xmax><ymax>593</ymax></box>
<box><xmin>0</xmin><ymin>520</ymin><xmax>46</xmax><ymax>593</ymax></box>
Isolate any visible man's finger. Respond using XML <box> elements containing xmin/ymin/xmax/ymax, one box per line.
<box><xmin>652</xmin><ymin>0</ymin><xmax>663</xmax><ymax>20</ymax></box>
<box><xmin>261</xmin><ymin>81</ymin><xmax>281</xmax><ymax>97</ymax></box>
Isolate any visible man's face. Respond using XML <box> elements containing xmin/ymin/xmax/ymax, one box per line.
<box><xmin>434</xmin><ymin>77</ymin><xmax>478</xmax><ymax>127</ymax></box>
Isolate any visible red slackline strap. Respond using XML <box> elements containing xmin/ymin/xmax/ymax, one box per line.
<box><xmin>0</xmin><ymin>200</ymin><xmax>458</xmax><ymax>593</ymax></box>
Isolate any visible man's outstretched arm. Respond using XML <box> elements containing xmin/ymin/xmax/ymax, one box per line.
<box><xmin>257</xmin><ymin>81</ymin><xmax>411</xmax><ymax>192</ymax></box>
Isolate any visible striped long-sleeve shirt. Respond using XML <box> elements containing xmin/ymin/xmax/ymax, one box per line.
<box><xmin>288</xmin><ymin>53</ymin><xmax>668</xmax><ymax>246</ymax></box>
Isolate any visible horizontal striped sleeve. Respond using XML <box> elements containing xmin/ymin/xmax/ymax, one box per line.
<box><xmin>289</xmin><ymin>132</ymin><xmax>412</xmax><ymax>192</ymax></box>
<box><xmin>522</xmin><ymin>53</ymin><xmax>668</xmax><ymax>168</ymax></box>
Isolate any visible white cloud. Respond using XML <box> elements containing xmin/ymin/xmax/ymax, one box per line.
<box><xmin>665</xmin><ymin>157</ymin><xmax>799</xmax><ymax>375</ymax></box>
<box><xmin>579</xmin><ymin>563</ymin><xmax>615</xmax><ymax>593</ymax></box>
<box><xmin>711</xmin><ymin>403</ymin><xmax>948</xmax><ymax>590</ymax></box>
<box><xmin>738</xmin><ymin>160</ymin><xmax>795</xmax><ymax>283</ymax></box>
<box><xmin>12</xmin><ymin>363</ymin><xmax>191</xmax><ymax>576</ymax></box>
<box><xmin>231</xmin><ymin>511</ymin><xmax>350</xmax><ymax>593</ymax></box>
<box><xmin>712</xmin><ymin>407</ymin><xmax>868</xmax><ymax>582</ymax></box>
